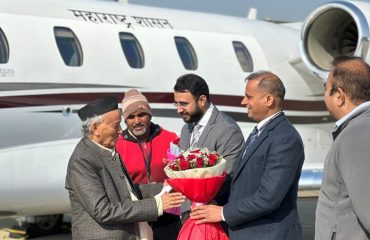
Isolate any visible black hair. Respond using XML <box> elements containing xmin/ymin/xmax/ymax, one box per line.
<box><xmin>174</xmin><ymin>74</ymin><xmax>210</xmax><ymax>101</ymax></box>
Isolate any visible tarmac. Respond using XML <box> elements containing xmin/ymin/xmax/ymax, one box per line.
<box><xmin>0</xmin><ymin>219</ymin><xmax>71</xmax><ymax>240</ymax></box>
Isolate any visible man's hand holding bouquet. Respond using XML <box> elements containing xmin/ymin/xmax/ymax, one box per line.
<box><xmin>164</xmin><ymin>148</ymin><xmax>229</xmax><ymax>240</ymax></box>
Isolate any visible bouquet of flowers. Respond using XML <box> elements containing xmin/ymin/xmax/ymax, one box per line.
<box><xmin>164</xmin><ymin>148</ymin><xmax>229</xmax><ymax>240</ymax></box>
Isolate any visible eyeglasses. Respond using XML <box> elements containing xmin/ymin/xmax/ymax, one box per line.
<box><xmin>173</xmin><ymin>101</ymin><xmax>190</xmax><ymax>108</ymax></box>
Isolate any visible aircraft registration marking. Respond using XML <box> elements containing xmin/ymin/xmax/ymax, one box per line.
<box><xmin>0</xmin><ymin>68</ymin><xmax>15</xmax><ymax>78</ymax></box>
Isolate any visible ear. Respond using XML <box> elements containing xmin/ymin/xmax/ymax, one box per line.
<box><xmin>198</xmin><ymin>95</ymin><xmax>208</xmax><ymax>107</ymax></box>
<box><xmin>91</xmin><ymin>122</ymin><xmax>100</xmax><ymax>136</ymax></box>
<box><xmin>265</xmin><ymin>94</ymin><xmax>274</xmax><ymax>107</ymax></box>
<box><xmin>336</xmin><ymin>87</ymin><xmax>346</xmax><ymax>106</ymax></box>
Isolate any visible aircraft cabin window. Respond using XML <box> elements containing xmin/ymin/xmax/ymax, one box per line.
<box><xmin>54</xmin><ymin>27</ymin><xmax>83</xmax><ymax>66</ymax></box>
<box><xmin>233</xmin><ymin>41</ymin><xmax>253</xmax><ymax>72</ymax></box>
<box><xmin>0</xmin><ymin>28</ymin><xmax>9</xmax><ymax>64</ymax></box>
<box><xmin>174</xmin><ymin>37</ymin><xmax>198</xmax><ymax>70</ymax></box>
<box><xmin>119</xmin><ymin>33</ymin><xmax>144</xmax><ymax>68</ymax></box>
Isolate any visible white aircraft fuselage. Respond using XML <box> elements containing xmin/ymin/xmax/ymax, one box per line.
<box><xmin>3</xmin><ymin>0</ymin><xmax>367</xmax><ymax>227</ymax></box>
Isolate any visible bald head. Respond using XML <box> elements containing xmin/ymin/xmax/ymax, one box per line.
<box><xmin>246</xmin><ymin>70</ymin><xmax>285</xmax><ymax>108</ymax></box>
<box><xmin>330</xmin><ymin>56</ymin><xmax>370</xmax><ymax>103</ymax></box>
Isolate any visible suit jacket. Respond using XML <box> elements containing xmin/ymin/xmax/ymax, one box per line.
<box><xmin>223</xmin><ymin>113</ymin><xmax>304</xmax><ymax>240</ymax></box>
<box><xmin>65</xmin><ymin>138</ymin><xmax>161</xmax><ymax>240</ymax></box>
<box><xmin>315</xmin><ymin>106</ymin><xmax>370</xmax><ymax>240</ymax></box>
<box><xmin>179</xmin><ymin>106</ymin><xmax>244</xmax><ymax>173</ymax></box>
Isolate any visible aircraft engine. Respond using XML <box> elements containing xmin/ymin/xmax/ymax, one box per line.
<box><xmin>300</xmin><ymin>1</ymin><xmax>370</xmax><ymax>80</ymax></box>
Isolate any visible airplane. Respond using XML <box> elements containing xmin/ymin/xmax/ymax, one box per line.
<box><xmin>0</xmin><ymin>0</ymin><xmax>366</xmax><ymax>236</ymax></box>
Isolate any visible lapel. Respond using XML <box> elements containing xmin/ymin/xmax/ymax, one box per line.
<box><xmin>84</xmin><ymin>138</ymin><xmax>141</xmax><ymax>199</ymax></box>
<box><xmin>196</xmin><ymin>107</ymin><xmax>219</xmax><ymax>147</ymax></box>
<box><xmin>182</xmin><ymin>123</ymin><xmax>192</xmax><ymax>150</ymax></box>
<box><xmin>232</xmin><ymin>113</ymin><xmax>286</xmax><ymax>183</ymax></box>
<box><xmin>332</xmin><ymin>107</ymin><xmax>368</xmax><ymax>140</ymax></box>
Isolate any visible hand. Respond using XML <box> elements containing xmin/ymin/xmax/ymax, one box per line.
<box><xmin>161</xmin><ymin>192</ymin><xmax>185</xmax><ymax>210</ymax></box>
<box><xmin>190</xmin><ymin>205</ymin><xmax>223</xmax><ymax>224</ymax></box>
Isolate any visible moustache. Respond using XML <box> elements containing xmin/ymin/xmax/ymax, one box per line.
<box><xmin>133</xmin><ymin>123</ymin><xmax>145</xmax><ymax>128</ymax></box>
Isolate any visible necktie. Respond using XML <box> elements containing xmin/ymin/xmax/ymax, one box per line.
<box><xmin>245</xmin><ymin>126</ymin><xmax>259</xmax><ymax>149</ymax></box>
<box><xmin>190</xmin><ymin>124</ymin><xmax>202</xmax><ymax>148</ymax></box>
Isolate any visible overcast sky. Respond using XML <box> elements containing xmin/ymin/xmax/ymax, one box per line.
<box><xmin>129</xmin><ymin>0</ymin><xmax>369</xmax><ymax>22</ymax></box>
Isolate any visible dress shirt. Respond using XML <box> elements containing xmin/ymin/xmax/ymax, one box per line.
<box><xmin>256</xmin><ymin>111</ymin><xmax>282</xmax><ymax>135</ymax></box>
<box><xmin>335</xmin><ymin>101</ymin><xmax>370</xmax><ymax>128</ymax></box>
<box><xmin>190</xmin><ymin>104</ymin><xmax>214</xmax><ymax>144</ymax></box>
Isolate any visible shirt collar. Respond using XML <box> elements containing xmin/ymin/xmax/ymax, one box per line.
<box><xmin>336</xmin><ymin>101</ymin><xmax>370</xmax><ymax>128</ymax></box>
<box><xmin>90</xmin><ymin>139</ymin><xmax>116</xmax><ymax>156</ymax></box>
<box><xmin>257</xmin><ymin>111</ymin><xmax>282</xmax><ymax>132</ymax></box>
<box><xmin>196</xmin><ymin>103</ymin><xmax>214</xmax><ymax>127</ymax></box>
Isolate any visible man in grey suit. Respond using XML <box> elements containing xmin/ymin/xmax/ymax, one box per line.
<box><xmin>173</xmin><ymin>73</ymin><xmax>244</xmax><ymax>173</ymax></box>
<box><xmin>315</xmin><ymin>56</ymin><xmax>370</xmax><ymax>240</ymax></box>
<box><xmin>173</xmin><ymin>74</ymin><xmax>244</xmax><ymax>224</ymax></box>
<box><xmin>65</xmin><ymin>96</ymin><xmax>184</xmax><ymax>240</ymax></box>
<box><xmin>191</xmin><ymin>71</ymin><xmax>305</xmax><ymax>240</ymax></box>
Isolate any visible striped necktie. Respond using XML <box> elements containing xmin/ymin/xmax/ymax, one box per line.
<box><xmin>242</xmin><ymin>126</ymin><xmax>259</xmax><ymax>158</ymax></box>
<box><xmin>190</xmin><ymin>124</ymin><xmax>202</xmax><ymax>148</ymax></box>
<box><xmin>245</xmin><ymin>126</ymin><xmax>259</xmax><ymax>149</ymax></box>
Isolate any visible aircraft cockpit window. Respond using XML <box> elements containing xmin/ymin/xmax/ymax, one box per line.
<box><xmin>0</xmin><ymin>28</ymin><xmax>9</xmax><ymax>64</ymax></box>
<box><xmin>54</xmin><ymin>27</ymin><xmax>83</xmax><ymax>66</ymax></box>
<box><xmin>174</xmin><ymin>37</ymin><xmax>198</xmax><ymax>70</ymax></box>
<box><xmin>233</xmin><ymin>41</ymin><xmax>253</xmax><ymax>72</ymax></box>
<box><xmin>119</xmin><ymin>33</ymin><xmax>144</xmax><ymax>68</ymax></box>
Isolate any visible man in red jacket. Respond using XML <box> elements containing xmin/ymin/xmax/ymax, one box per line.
<box><xmin>116</xmin><ymin>89</ymin><xmax>180</xmax><ymax>240</ymax></box>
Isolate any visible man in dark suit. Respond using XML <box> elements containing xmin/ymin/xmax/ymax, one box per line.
<box><xmin>191</xmin><ymin>71</ymin><xmax>305</xmax><ymax>240</ymax></box>
<box><xmin>65</xmin><ymin>96</ymin><xmax>184</xmax><ymax>240</ymax></box>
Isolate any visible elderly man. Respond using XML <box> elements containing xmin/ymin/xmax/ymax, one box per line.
<box><xmin>116</xmin><ymin>89</ymin><xmax>181</xmax><ymax>240</ymax></box>
<box><xmin>65</xmin><ymin>96</ymin><xmax>184</xmax><ymax>240</ymax></box>
<box><xmin>315</xmin><ymin>56</ymin><xmax>370</xmax><ymax>240</ymax></box>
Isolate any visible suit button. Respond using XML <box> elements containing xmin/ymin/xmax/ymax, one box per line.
<box><xmin>120</xmin><ymin>175</ymin><xmax>125</xmax><ymax>180</ymax></box>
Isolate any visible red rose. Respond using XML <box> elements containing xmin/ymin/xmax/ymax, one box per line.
<box><xmin>173</xmin><ymin>137</ymin><xmax>180</xmax><ymax>145</ymax></box>
<box><xmin>169</xmin><ymin>161</ymin><xmax>179</xmax><ymax>171</ymax></box>
<box><xmin>196</xmin><ymin>157</ymin><xmax>204</xmax><ymax>168</ymax></box>
<box><xmin>180</xmin><ymin>159</ymin><xmax>190</xmax><ymax>170</ymax></box>
<box><xmin>208</xmin><ymin>153</ymin><xmax>218</xmax><ymax>166</ymax></box>
<box><xmin>187</xmin><ymin>154</ymin><xmax>196</xmax><ymax>160</ymax></box>
<box><xmin>190</xmin><ymin>149</ymin><xmax>201</xmax><ymax>154</ymax></box>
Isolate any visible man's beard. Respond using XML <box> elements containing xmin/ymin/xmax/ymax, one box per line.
<box><xmin>131</xmin><ymin>124</ymin><xmax>148</xmax><ymax>137</ymax></box>
<box><xmin>183</xmin><ymin>106</ymin><xmax>203</xmax><ymax>123</ymax></box>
